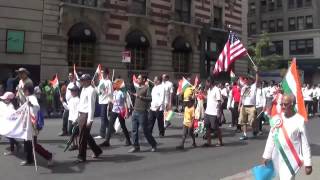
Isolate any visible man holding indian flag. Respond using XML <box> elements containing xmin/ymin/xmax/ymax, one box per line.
<box><xmin>262</xmin><ymin>59</ymin><xmax>312</xmax><ymax>179</ymax></box>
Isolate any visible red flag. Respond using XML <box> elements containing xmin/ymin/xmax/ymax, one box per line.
<box><xmin>49</xmin><ymin>74</ymin><xmax>59</xmax><ymax>89</ymax></box>
<box><xmin>213</xmin><ymin>32</ymin><xmax>247</xmax><ymax>75</ymax></box>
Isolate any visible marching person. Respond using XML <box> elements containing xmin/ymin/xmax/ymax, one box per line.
<box><xmin>21</xmin><ymin>84</ymin><xmax>53</xmax><ymax>166</ymax></box>
<box><xmin>129</xmin><ymin>75</ymin><xmax>157</xmax><ymax>153</ymax></box>
<box><xmin>148</xmin><ymin>76</ymin><xmax>165</xmax><ymax>137</ymax></box>
<box><xmin>76</xmin><ymin>74</ymin><xmax>102</xmax><ymax>163</ymax></box>
<box><xmin>94</xmin><ymin>68</ymin><xmax>113</xmax><ymax>139</ymax></box>
<box><xmin>62</xmin><ymin>84</ymin><xmax>80</xmax><ymax>151</ymax></box>
<box><xmin>262</xmin><ymin>94</ymin><xmax>312</xmax><ymax>179</ymax></box>
<box><xmin>303</xmin><ymin>84</ymin><xmax>313</xmax><ymax>117</ymax></box>
<box><xmin>227</xmin><ymin>81</ymin><xmax>241</xmax><ymax>132</ymax></box>
<box><xmin>203</xmin><ymin>77</ymin><xmax>223</xmax><ymax>147</ymax></box>
<box><xmin>99</xmin><ymin>79</ymin><xmax>132</xmax><ymax>147</ymax></box>
<box><xmin>255</xmin><ymin>81</ymin><xmax>266</xmax><ymax>135</ymax></box>
<box><xmin>162</xmin><ymin>74</ymin><xmax>174</xmax><ymax>128</ymax></box>
<box><xmin>0</xmin><ymin>92</ymin><xmax>21</xmax><ymax>156</ymax></box>
<box><xmin>238</xmin><ymin>66</ymin><xmax>259</xmax><ymax>140</ymax></box>
<box><xmin>176</xmin><ymin>97</ymin><xmax>196</xmax><ymax>149</ymax></box>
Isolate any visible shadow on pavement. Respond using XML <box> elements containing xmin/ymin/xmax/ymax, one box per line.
<box><xmin>310</xmin><ymin>143</ymin><xmax>320</xmax><ymax>156</ymax></box>
<box><xmin>92</xmin><ymin>154</ymin><xmax>144</xmax><ymax>163</ymax></box>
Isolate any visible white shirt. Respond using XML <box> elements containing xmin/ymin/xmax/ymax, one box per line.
<box><xmin>112</xmin><ymin>90</ymin><xmax>125</xmax><ymax>113</ymax></box>
<box><xmin>241</xmin><ymin>83</ymin><xmax>257</xmax><ymax>106</ymax></box>
<box><xmin>150</xmin><ymin>84</ymin><xmax>165</xmax><ymax>111</ymax></box>
<box><xmin>78</xmin><ymin>85</ymin><xmax>97</xmax><ymax>123</ymax></box>
<box><xmin>63</xmin><ymin>96</ymin><xmax>79</xmax><ymax>122</ymax></box>
<box><xmin>303</xmin><ymin>88</ymin><xmax>313</xmax><ymax>101</ymax></box>
<box><xmin>221</xmin><ymin>87</ymin><xmax>229</xmax><ymax>97</ymax></box>
<box><xmin>162</xmin><ymin>81</ymin><xmax>173</xmax><ymax>105</ymax></box>
<box><xmin>256</xmin><ymin>87</ymin><xmax>266</xmax><ymax>108</ymax></box>
<box><xmin>314</xmin><ymin>87</ymin><xmax>320</xmax><ymax>100</ymax></box>
<box><xmin>96</xmin><ymin>79</ymin><xmax>113</xmax><ymax>104</ymax></box>
<box><xmin>66</xmin><ymin>82</ymin><xmax>78</xmax><ymax>103</ymax></box>
<box><xmin>205</xmin><ymin>86</ymin><xmax>221</xmax><ymax>116</ymax></box>
<box><xmin>27</xmin><ymin>95</ymin><xmax>40</xmax><ymax>116</ymax></box>
<box><xmin>263</xmin><ymin>113</ymin><xmax>312</xmax><ymax>179</ymax></box>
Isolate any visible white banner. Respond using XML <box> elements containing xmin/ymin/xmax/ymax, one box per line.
<box><xmin>0</xmin><ymin>102</ymin><xmax>33</xmax><ymax>140</ymax></box>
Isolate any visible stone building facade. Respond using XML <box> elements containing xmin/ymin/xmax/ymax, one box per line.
<box><xmin>0</xmin><ymin>0</ymin><xmax>248</xmax><ymax>84</ymax></box>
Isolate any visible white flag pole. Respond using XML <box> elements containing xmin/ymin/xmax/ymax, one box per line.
<box><xmin>246</xmin><ymin>53</ymin><xmax>257</xmax><ymax>68</ymax></box>
<box><xmin>111</xmin><ymin>69</ymin><xmax>115</xmax><ymax>82</ymax></box>
<box><xmin>27</xmin><ymin>101</ymin><xmax>38</xmax><ymax>172</ymax></box>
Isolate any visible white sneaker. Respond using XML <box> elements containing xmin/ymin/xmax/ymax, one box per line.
<box><xmin>94</xmin><ymin>136</ymin><xmax>103</xmax><ymax>139</ymax></box>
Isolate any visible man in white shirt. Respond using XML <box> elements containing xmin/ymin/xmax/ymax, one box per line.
<box><xmin>162</xmin><ymin>74</ymin><xmax>173</xmax><ymax>110</ymax></box>
<box><xmin>76</xmin><ymin>74</ymin><xmax>102</xmax><ymax>163</ymax></box>
<box><xmin>203</xmin><ymin>77</ymin><xmax>223</xmax><ymax>147</ymax></box>
<box><xmin>256</xmin><ymin>81</ymin><xmax>266</xmax><ymax>135</ymax></box>
<box><xmin>314</xmin><ymin>84</ymin><xmax>320</xmax><ymax>114</ymax></box>
<box><xmin>303</xmin><ymin>84</ymin><xmax>313</xmax><ymax>117</ymax></box>
<box><xmin>262</xmin><ymin>94</ymin><xmax>312</xmax><ymax>179</ymax></box>
<box><xmin>94</xmin><ymin>69</ymin><xmax>113</xmax><ymax>139</ymax></box>
<box><xmin>238</xmin><ymin>66</ymin><xmax>259</xmax><ymax>140</ymax></box>
<box><xmin>148</xmin><ymin>76</ymin><xmax>165</xmax><ymax>137</ymax></box>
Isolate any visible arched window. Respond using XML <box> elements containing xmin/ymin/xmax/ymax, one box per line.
<box><xmin>125</xmin><ymin>30</ymin><xmax>150</xmax><ymax>70</ymax></box>
<box><xmin>172</xmin><ymin>37</ymin><xmax>192</xmax><ymax>73</ymax></box>
<box><xmin>67</xmin><ymin>23</ymin><xmax>96</xmax><ymax>67</ymax></box>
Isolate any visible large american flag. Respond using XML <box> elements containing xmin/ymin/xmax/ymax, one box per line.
<box><xmin>213</xmin><ymin>32</ymin><xmax>247</xmax><ymax>75</ymax></box>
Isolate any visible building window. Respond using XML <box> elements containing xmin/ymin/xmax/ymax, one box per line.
<box><xmin>271</xmin><ymin>41</ymin><xmax>283</xmax><ymax>55</ymax></box>
<box><xmin>129</xmin><ymin>0</ymin><xmax>146</xmax><ymax>15</ymax></box>
<box><xmin>277</xmin><ymin>19</ymin><xmax>283</xmax><ymax>32</ymax></box>
<box><xmin>172</xmin><ymin>37</ymin><xmax>192</xmax><ymax>73</ymax></box>
<box><xmin>306</xmin><ymin>15</ymin><xmax>313</xmax><ymax>29</ymax></box>
<box><xmin>290</xmin><ymin>39</ymin><xmax>313</xmax><ymax>55</ymax></box>
<box><xmin>297</xmin><ymin>16</ymin><xmax>304</xmax><ymax>30</ymax></box>
<box><xmin>125</xmin><ymin>30</ymin><xmax>150</xmax><ymax>70</ymax></box>
<box><xmin>268</xmin><ymin>0</ymin><xmax>275</xmax><ymax>11</ymax></box>
<box><xmin>249</xmin><ymin>23</ymin><xmax>257</xmax><ymax>34</ymax></box>
<box><xmin>288</xmin><ymin>0</ymin><xmax>295</xmax><ymax>8</ymax></box>
<box><xmin>288</xmin><ymin>17</ymin><xmax>296</xmax><ymax>31</ymax></box>
<box><xmin>213</xmin><ymin>6</ymin><xmax>223</xmax><ymax>28</ymax></box>
<box><xmin>261</xmin><ymin>21</ymin><xmax>268</xmax><ymax>32</ymax></box>
<box><xmin>174</xmin><ymin>0</ymin><xmax>191</xmax><ymax>23</ymax></box>
<box><xmin>305</xmin><ymin>0</ymin><xmax>312</xmax><ymax>6</ymax></box>
<box><xmin>68</xmin><ymin>0</ymin><xmax>97</xmax><ymax>7</ymax></box>
<box><xmin>249</xmin><ymin>2</ymin><xmax>256</xmax><ymax>14</ymax></box>
<box><xmin>260</xmin><ymin>0</ymin><xmax>267</xmax><ymax>12</ymax></box>
<box><xmin>296</xmin><ymin>0</ymin><xmax>303</xmax><ymax>7</ymax></box>
<box><xmin>277</xmin><ymin>0</ymin><xmax>282</xmax><ymax>8</ymax></box>
<box><xmin>269</xmin><ymin>20</ymin><xmax>275</xmax><ymax>32</ymax></box>
<box><xmin>67</xmin><ymin>23</ymin><xmax>96</xmax><ymax>68</ymax></box>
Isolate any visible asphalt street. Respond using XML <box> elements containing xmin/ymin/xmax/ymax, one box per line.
<box><xmin>0</xmin><ymin>111</ymin><xmax>319</xmax><ymax>180</ymax></box>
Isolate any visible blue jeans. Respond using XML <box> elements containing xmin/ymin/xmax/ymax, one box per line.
<box><xmin>99</xmin><ymin>104</ymin><xmax>109</xmax><ymax>137</ymax></box>
<box><xmin>131</xmin><ymin>110</ymin><xmax>157</xmax><ymax>148</ymax></box>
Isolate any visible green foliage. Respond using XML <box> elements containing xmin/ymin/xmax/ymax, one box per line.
<box><xmin>248</xmin><ymin>32</ymin><xmax>282</xmax><ymax>71</ymax></box>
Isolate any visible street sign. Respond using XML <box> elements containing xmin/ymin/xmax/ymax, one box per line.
<box><xmin>122</xmin><ymin>51</ymin><xmax>131</xmax><ymax>63</ymax></box>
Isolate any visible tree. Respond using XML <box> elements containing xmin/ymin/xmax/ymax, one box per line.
<box><xmin>248</xmin><ymin>32</ymin><xmax>282</xmax><ymax>71</ymax></box>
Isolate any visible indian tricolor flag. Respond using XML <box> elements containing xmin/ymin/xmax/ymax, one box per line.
<box><xmin>230</xmin><ymin>69</ymin><xmax>236</xmax><ymax>83</ymax></box>
<box><xmin>176</xmin><ymin>77</ymin><xmax>191</xmax><ymax>95</ymax></box>
<box><xmin>281</xmin><ymin>58</ymin><xmax>307</xmax><ymax>121</ymax></box>
<box><xmin>49</xmin><ymin>74</ymin><xmax>59</xmax><ymax>89</ymax></box>
<box><xmin>164</xmin><ymin>110</ymin><xmax>175</xmax><ymax>122</ymax></box>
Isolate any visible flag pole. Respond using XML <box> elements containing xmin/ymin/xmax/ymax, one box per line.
<box><xmin>246</xmin><ymin>53</ymin><xmax>257</xmax><ymax>68</ymax></box>
<box><xmin>111</xmin><ymin>69</ymin><xmax>115</xmax><ymax>82</ymax></box>
<box><xmin>27</xmin><ymin>101</ymin><xmax>38</xmax><ymax>172</ymax></box>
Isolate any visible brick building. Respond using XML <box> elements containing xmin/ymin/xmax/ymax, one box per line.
<box><xmin>0</xmin><ymin>0</ymin><xmax>248</xmax><ymax>84</ymax></box>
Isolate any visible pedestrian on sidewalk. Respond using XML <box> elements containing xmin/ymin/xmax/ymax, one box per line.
<box><xmin>128</xmin><ymin>74</ymin><xmax>157</xmax><ymax>153</ymax></box>
<box><xmin>262</xmin><ymin>94</ymin><xmax>312</xmax><ymax>179</ymax></box>
<box><xmin>99</xmin><ymin>79</ymin><xmax>131</xmax><ymax>147</ymax></box>
<box><xmin>176</xmin><ymin>98</ymin><xmax>196</xmax><ymax>149</ymax></box>
<box><xmin>76</xmin><ymin>74</ymin><xmax>102</xmax><ymax>163</ymax></box>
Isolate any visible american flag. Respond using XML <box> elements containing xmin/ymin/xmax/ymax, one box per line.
<box><xmin>213</xmin><ymin>32</ymin><xmax>247</xmax><ymax>75</ymax></box>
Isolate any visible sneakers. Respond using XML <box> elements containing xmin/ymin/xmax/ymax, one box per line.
<box><xmin>92</xmin><ymin>150</ymin><xmax>102</xmax><ymax>158</ymax></box>
<box><xmin>94</xmin><ymin>135</ymin><xmax>104</xmax><ymax>139</ymax></box>
<box><xmin>3</xmin><ymin>151</ymin><xmax>13</xmax><ymax>156</ymax></box>
<box><xmin>128</xmin><ymin>147</ymin><xmax>140</xmax><ymax>153</ymax></box>
<box><xmin>240</xmin><ymin>135</ymin><xmax>248</xmax><ymax>140</ymax></box>
<box><xmin>150</xmin><ymin>147</ymin><xmax>157</xmax><ymax>152</ymax></box>
<box><xmin>20</xmin><ymin>161</ymin><xmax>33</xmax><ymax>166</ymax></box>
